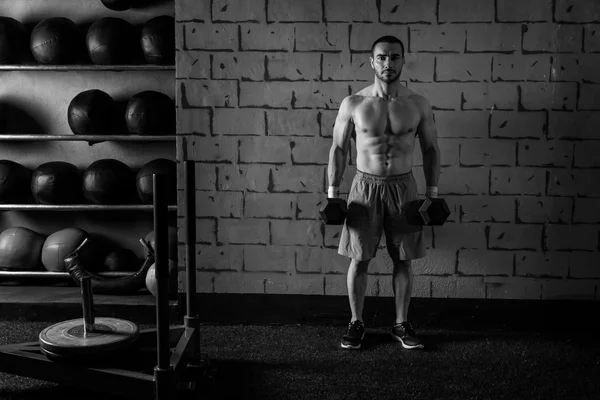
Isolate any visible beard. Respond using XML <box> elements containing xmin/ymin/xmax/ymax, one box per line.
<box><xmin>375</xmin><ymin>69</ymin><xmax>401</xmax><ymax>83</ymax></box>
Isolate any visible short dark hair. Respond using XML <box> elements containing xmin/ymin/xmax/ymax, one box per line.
<box><xmin>371</xmin><ymin>35</ymin><xmax>405</xmax><ymax>59</ymax></box>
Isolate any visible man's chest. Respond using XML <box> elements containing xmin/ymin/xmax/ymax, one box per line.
<box><xmin>352</xmin><ymin>98</ymin><xmax>421</xmax><ymax>136</ymax></box>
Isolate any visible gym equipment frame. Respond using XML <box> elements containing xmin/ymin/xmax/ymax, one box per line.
<box><xmin>0</xmin><ymin>160</ymin><xmax>204</xmax><ymax>399</ymax></box>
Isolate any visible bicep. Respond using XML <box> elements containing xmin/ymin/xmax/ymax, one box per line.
<box><xmin>417</xmin><ymin>99</ymin><xmax>438</xmax><ymax>153</ymax></box>
<box><xmin>332</xmin><ymin>98</ymin><xmax>355</xmax><ymax>153</ymax></box>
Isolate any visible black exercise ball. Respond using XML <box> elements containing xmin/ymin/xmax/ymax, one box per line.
<box><xmin>0</xmin><ymin>17</ymin><xmax>27</xmax><ymax>64</ymax></box>
<box><xmin>31</xmin><ymin>161</ymin><xmax>82</xmax><ymax>205</ymax></box>
<box><xmin>104</xmin><ymin>247</ymin><xmax>138</xmax><ymax>272</ymax></box>
<box><xmin>82</xmin><ymin>159</ymin><xmax>135</xmax><ymax>205</ymax></box>
<box><xmin>0</xmin><ymin>227</ymin><xmax>46</xmax><ymax>271</ymax></box>
<box><xmin>68</xmin><ymin>89</ymin><xmax>116</xmax><ymax>135</ymax></box>
<box><xmin>125</xmin><ymin>91</ymin><xmax>175</xmax><ymax>135</ymax></box>
<box><xmin>136</xmin><ymin>158</ymin><xmax>176</xmax><ymax>204</ymax></box>
<box><xmin>86</xmin><ymin>17</ymin><xmax>136</xmax><ymax>65</ymax></box>
<box><xmin>30</xmin><ymin>18</ymin><xmax>79</xmax><ymax>64</ymax></box>
<box><xmin>140</xmin><ymin>16</ymin><xmax>174</xmax><ymax>65</ymax></box>
<box><xmin>0</xmin><ymin>160</ymin><xmax>32</xmax><ymax>204</ymax></box>
<box><xmin>101</xmin><ymin>0</ymin><xmax>132</xmax><ymax>11</ymax></box>
<box><xmin>41</xmin><ymin>227</ymin><xmax>88</xmax><ymax>272</ymax></box>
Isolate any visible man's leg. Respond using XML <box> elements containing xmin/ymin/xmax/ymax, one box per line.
<box><xmin>390</xmin><ymin>258</ymin><xmax>423</xmax><ymax>349</ymax></box>
<box><xmin>384</xmin><ymin>173</ymin><xmax>425</xmax><ymax>349</ymax></box>
<box><xmin>341</xmin><ymin>258</ymin><xmax>371</xmax><ymax>350</ymax></box>
<box><xmin>392</xmin><ymin>259</ymin><xmax>412</xmax><ymax>324</ymax></box>
<box><xmin>347</xmin><ymin>258</ymin><xmax>371</xmax><ymax>323</ymax></box>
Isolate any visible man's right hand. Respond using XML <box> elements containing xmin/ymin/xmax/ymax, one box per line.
<box><xmin>320</xmin><ymin>189</ymin><xmax>348</xmax><ymax>225</ymax></box>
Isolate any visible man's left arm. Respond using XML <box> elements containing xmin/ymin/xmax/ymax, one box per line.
<box><xmin>417</xmin><ymin>97</ymin><xmax>441</xmax><ymax>198</ymax></box>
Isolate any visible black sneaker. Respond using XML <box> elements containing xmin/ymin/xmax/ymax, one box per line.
<box><xmin>391</xmin><ymin>321</ymin><xmax>424</xmax><ymax>349</ymax></box>
<box><xmin>341</xmin><ymin>320</ymin><xmax>365</xmax><ymax>350</ymax></box>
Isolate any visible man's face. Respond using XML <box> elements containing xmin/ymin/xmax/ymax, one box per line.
<box><xmin>370</xmin><ymin>42</ymin><xmax>403</xmax><ymax>83</ymax></box>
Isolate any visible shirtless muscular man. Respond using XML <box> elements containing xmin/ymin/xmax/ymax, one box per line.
<box><xmin>327</xmin><ymin>36</ymin><xmax>441</xmax><ymax>350</ymax></box>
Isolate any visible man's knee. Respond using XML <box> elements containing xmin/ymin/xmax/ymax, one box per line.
<box><xmin>350</xmin><ymin>258</ymin><xmax>371</xmax><ymax>271</ymax></box>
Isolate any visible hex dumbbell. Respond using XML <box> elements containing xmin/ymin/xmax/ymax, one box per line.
<box><xmin>406</xmin><ymin>197</ymin><xmax>450</xmax><ymax>226</ymax></box>
<box><xmin>319</xmin><ymin>198</ymin><xmax>348</xmax><ymax>225</ymax></box>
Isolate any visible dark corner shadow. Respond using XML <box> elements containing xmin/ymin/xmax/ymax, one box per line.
<box><xmin>0</xmin><ymin>386</ymin><xmax>131</xmax><ymax>400</ymax></box>
<box><xmin>0</xmin><ymin>101</ymin><xmax>47</xmax><ymax>136</ymax></box>
<box><xmin>197</xmin><ymin>358</ymin><xmax>265</xmax><ymax>399</ymax></box>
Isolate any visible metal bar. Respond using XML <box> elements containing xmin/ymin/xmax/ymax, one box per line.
<box><xmin>185</xmin><ymin>160</ymin><xmax>197</xmax><ymax>318</ymax></box>
<box><xmin>0</xmin><ymin>347</ymin><xmax>154</xmax><ymax>398</ymax></box>
<box><xmin>0</xmin><ymin>65</ymin><xmax>174</xmax><ymax>71</ymax></box>
<box><xmin>154</xmin><ymin>173</ymin><xmax>171</xmax><ymax>371</ymax></box>
<box><xmin>0</xmin><ymin>134</ymin><xmax>176</xmax><ymax>141</ymax></box>
<box><xmin>153</xmin><ymin>173</ymin><xmax>174</xmax><ymax>400</ymax></box>
<box><xmin>80</xmin><ymin>277</ymin><xmax>95</xmax><ymax>335</ymax></box>
<box><xmin>154</xmin><ymin>366</ymin><xmax>174</xmax><ymax>400</ymax></box>
<box><xmin>0</xmin><ymin>205</ymin><xmax>178</xmax><ymax>211</ymax></box>
<box><xmin>170</xmin><ymin>327</ymin><xmax>197</xmax><ymax>375</ymax></box>
<box><xmin>0</xmin><ymin>271</ymin><xmax>146</xmax><ymax>279</ymax></box>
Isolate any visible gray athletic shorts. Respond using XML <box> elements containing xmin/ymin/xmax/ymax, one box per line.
<box><xmin>338</xmin><ymin>170</ymin><xmax>426</xmax><ymax>262</ymax></box>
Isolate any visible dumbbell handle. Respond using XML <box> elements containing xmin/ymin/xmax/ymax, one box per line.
<box><xmin>80</xmin><ymin>276</ymin><xmax>95</xmax><ymax>335</ymax></box>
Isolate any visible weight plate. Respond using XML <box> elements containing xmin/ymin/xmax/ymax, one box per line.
<box><xmin>39</xmin><ymin>317</ymin><xmax>139</xmax><ymax>358</ymax></box>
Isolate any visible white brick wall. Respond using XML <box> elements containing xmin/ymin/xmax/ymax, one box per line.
<box><xmin>176</xmin><ymin>0</ymin><xmax>600</xmax><ymax>300</ymax></box>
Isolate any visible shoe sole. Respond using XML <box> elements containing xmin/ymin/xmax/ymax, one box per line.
<box><xmin>341</xmin><ymin>331</ymin><xmax>365</xmax><ymax>350</ymax></box>
<box><xmin>390</xmin><ymin>333</ymin><xmax>424</xmax><ymax>349</ymax></box>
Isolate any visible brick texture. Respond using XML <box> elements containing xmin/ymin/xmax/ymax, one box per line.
<box><xmin>175</xmin><ymin>0</ymin><xmax>600</xmax><ymax>300</ymax></box>
<box><xmin>496</xmin><ymin>0</ymin><xmax>553</xmax><ymax>22</ymax></box>
<box><xmin>439</xmin><ymin>0</ymin><xmax>494</xmax><ymax>23</ymax></box>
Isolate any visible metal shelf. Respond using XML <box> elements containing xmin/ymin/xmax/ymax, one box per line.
<box><xmin>0</xmin><ymin>65</ymin><xmax>175</xmax><ymax>72</ymax></box>
<box><xmin>0</xmin><ymin>271</ymin><xmax>136</xmax><ymax>280</ymax></box>
<box><xmin>0</xmin><ymin>134</ymin><xmax>176</xmax><ymax>142</ymax></box>
<box><xmin>0</xmin><ymin>205</ymin><xmax>178</xmax><ymax>211</ymax></box>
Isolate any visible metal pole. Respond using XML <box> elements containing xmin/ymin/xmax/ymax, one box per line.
<box><xmin>80</xmin><ymin>276</ymin><xmax>95</xmax><ymax>335</ymax></box>
<box><xmin>185</xmin><ymin>160</ymin><xmax>197</xmax><ymax>317</ymax></box>
<box><xmin>153</xmin><ymin>173</ymin><xmax>173</xmax><ymax>400</ymax></box>
<box><xmin>183</xmin><ymin>160</ymin><xmax>202</xmax><ymax>365</ymax></box>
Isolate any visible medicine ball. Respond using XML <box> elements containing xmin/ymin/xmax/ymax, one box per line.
<box><xmin>0</xmin><ymin>227</ymin><xmax>45</xmax><ymax>271</ymax></box>
<box><xmin>136</xmin><ymin>158</ymin><xmax>176</xmax><ymax>204</ymax></box>
<box><xmin>140</xmin><ymin>16</ymin><xmax>174</xmax><ymax>65</ymax></box>
<box><xmin>86</xmin><ymin>17</ymin><xmax>135</xmax><ymax>65</ymax></box>
<box><xmin>30</xmin><ymin>18</ymin><xmax>79</xmax><ymax>64</ymax></box>
<box><xmin>145</xmin><ymin>259</ymin><xmax>178</xmax><ymax>296</ymax></box>
<box><xmin>104</xmin><ymin>247</ymin><xmax>138</xmax><ymax>272</ymax></box>
<box><xmin>41</xmin><ymin>227</ymin><xmax>87</xmax><ymax>272</ymax></box>
<box><xmin>0</xmin><ymin>160</ymin><xmax>32</xmax><ymax>204</ymax></box>
<box><xmin>101</xmin><ymin>0</ymin><xmax>132</xmax><ymax>11</ymax></box>
<box><xmin>82</xmin><ymin>159</ymin><xmax>135</xmax><ymax>205</ymax></box>
<box><xmin>67</xmin><ymin>89</ymin><xmax>116</xmax><ymax>135</ymax></box>
<box><xmin>124</xmin><ymin>91</ymin><xmax>175</xmax><ymax>135</ymax></box>
<box><xmin>31</xmin><ymin>161</ymin><xmax>82</xmax><ymax>205</ymax></box>
<box><xmin>144</xmin><ymin>226</ymin><xmax>177</xmax><ymax>261</ymax></box>
<box><xmin>0</xmin><ymin>17</ymin><xmax>27</xmax><ymax>64</ymax></box>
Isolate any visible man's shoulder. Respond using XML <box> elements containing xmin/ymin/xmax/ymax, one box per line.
<box><xmin>405</xmin><ymin>91</ymin><xmax>431</xmax><ymax>110</ymax></box>
<box><xmin>340</xmin><ymin>93</ymin><xmax>367</xmax><ymax>111</ymax></box>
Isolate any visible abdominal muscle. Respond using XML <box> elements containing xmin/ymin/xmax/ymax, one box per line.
<box><xmin>354</xmin><ymin>133</ymin><xmax>415</xmax><ymax>177</ymax></box>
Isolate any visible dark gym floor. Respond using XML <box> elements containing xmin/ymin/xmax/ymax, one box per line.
<box><xmin>1</xmin><ymin>320</ymin><xmax>599</xmax><ymax>400</ymax></box>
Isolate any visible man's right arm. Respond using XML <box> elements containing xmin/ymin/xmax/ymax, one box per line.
<box><xmin>327</xmin><ymin>96</ymin><xmax>355</xmax><ymax>198</ymax></box>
